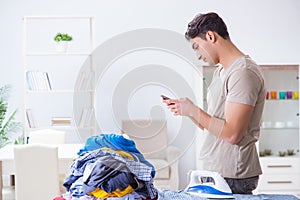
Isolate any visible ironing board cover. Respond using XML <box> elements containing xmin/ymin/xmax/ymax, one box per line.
<box><xmin>157</xmin><ymin>189</ymin><xmax>300</xmax><ymax>200</ymax></box>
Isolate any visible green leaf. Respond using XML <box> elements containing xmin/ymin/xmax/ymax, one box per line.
<box><xmin>0</xmin><ymin>84</ymin><xmax>21</xmax><ymax>148</ymax></box>
<box><xmin>0</xmin><ymin>85</ymin><xmax>11</xmax><ymax>101</ymax></box>
<box><xmin>1</xmin><ymin>109</ymin><xmax>19</xmax><ymax>135</ymax></box>
<box><xmin>54</xmin><ymin>32</ymin><xmax>73</xmax><ymax>42</ymax></box>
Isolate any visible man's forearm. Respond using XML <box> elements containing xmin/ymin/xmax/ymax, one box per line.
<box><xmin>189</xmin><ymin>116</ymin><xmax>204</xmax><ymax>130</ymax></box>
<box><xmin>188</xmin><ymin>106</ymin><xmax>211</xmax><ymax>131</ymax></box>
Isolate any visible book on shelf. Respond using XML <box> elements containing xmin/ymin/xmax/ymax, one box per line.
<box><xmin>26</xmin><ymin>70</ymin><xmax>52</xmax><ymax>91</ymax></box>
<box><xmin>26</xmin><ymin>108</ymin><xmax>36</xmax><ymax>128</ymax></box>
<box><xmin>78</xmin><ymin>107</ymin><xmax>94</xmax><ymax>127</ymax></box>
<box><xmin>77</xmin><ymin>70</ymin><xmax>94</xmax><ymax>91</ymax></box>
<box><xmin>44</xmin><ymin>72</ymin><xmax>52</xmax><ymax>90</ymax></box>
<box><xmin>51</xmin><ymin>117</ymin><xmax>72</xmax><ymax>126</ymax></box>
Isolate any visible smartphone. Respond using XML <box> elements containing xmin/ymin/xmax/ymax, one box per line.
<box><xmin>161</xmin><ymin>95</ymin><xmax>170</xmax><ymax>100</ymax></box>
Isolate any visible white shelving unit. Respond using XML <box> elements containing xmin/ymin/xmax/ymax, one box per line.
<box><xmin>195</xmin><ymin>64</ymin><xmax>300</xmax><ymax>197</ymax></box>
<box><xmin>22</xmin><ymin>16</ymin><xmax>96</xmax><ymax>143</ymax></box>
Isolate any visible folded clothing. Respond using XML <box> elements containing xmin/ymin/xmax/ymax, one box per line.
<box><xmin>77</xmin><ymin>133</ymin><xmax>156</xmax><ymax>177</ymax></box>
<box><xmin>64</xmin><ymin>146</ymin><xmax>157</xmax><ymax>199</ymax></box>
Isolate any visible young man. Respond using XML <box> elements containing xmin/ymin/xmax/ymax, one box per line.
<box><xmin>163</xmin><ymin>12</ymin><xmax>266</xmax><ymax>194</ymax></box>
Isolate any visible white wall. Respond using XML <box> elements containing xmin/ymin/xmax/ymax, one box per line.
<box><xmin>1</xmin><ymin>0</ymin><xmax>300</xmax><ymax>189</ymax></box>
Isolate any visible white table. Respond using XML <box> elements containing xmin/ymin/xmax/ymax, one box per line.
<box><xmin>0</xmin><ymin>143</ymin><xmax>83</xmax><ymax>200</ymax></box>
<box><xmin>0</xmin><ymin>144</ymin><xmax>82</xmax><ymax>175</ymax></box>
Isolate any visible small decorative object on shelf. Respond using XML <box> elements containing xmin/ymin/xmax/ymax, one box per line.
<box><xmin>54</xmin><ymin>32</ymin><xmax>73</xmax><ymax>52</ymax></box>
<box><xmin>264</xmin><ymin>149</ymin><xmax>272</xmax><ymax>156</ymax></box>
<box><xmin>287</xmin><ymin>149</ymin><xmax>295</xmax><ymax>156</ymax></box>
<box><xmin>278</xmin><ymin>151</ymin><xmax>287</xmax><ymax>157</ymax></box>
<box><xmin>266</xmin><ymin>90</ymin><xmax>299</xmax><ymax>100</ymax></box>
<box><xmin>51</xmin><ymin>117</ymin><xmax>72</xmax><ymax>126</ymax></box>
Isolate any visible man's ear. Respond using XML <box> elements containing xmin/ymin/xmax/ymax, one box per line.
<box><xmin>206</xmin><ymin>31</ymin><xmax>216</xmax><ymax>42</ymax></box>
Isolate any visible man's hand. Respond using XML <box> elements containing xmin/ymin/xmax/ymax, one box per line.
<box><xmin>162</xmin><ymin>97</ymin><xmax>196</xmax><ymax>117</ymax></box>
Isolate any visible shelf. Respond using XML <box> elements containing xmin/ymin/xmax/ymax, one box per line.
<box><xmin>27</xmin><ymin>90</ymin><xmax>93</xmax><ymax>93</ymax></box>
<box><xmin>261</xmin><ymin>127</ymin><xmax>299</xmax><ymax>130</ymax></box>
<box><xmin>26</xmin><ymin>126</ymin><xmax>94</xmax><ymax>130</ymax></box>
<box><xmin>260</xmin><ymin>65</ymin><xmax>299</xmax><ymax>71</ymax></box>
<box><xmin>26</xmin><ymin>52</ymin><xmax>91</xmax><ymax>56</ymax></box>
<box><xmin>259</xmin><ymin>154</ymin><xmax>299</xmax><ymax>158</ymax></box>
<box><xmin>265</xmin><ymin>99</ymin><xmax>298</xmax><ymax>102</ymax></box>
<box><xmin>23</xmin><ymin>16</ymin><xmax>94</xmax><ymax>19</ymax></box>
<box><xmin>200</xmin><ymin>64</ymin><xmax>299</xmax><ymax>71</ymax></box>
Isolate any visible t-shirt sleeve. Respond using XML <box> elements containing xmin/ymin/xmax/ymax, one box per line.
<box><xmin>226</xmin><ymin>69</ymin><xmax>261</xmax><ymax>106</ymax></box>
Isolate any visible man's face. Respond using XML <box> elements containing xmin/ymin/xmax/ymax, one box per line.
<box><xmin>190</xmin><ymin>36</ymin><xmax>215</xmax><ymax>66</ymax></box>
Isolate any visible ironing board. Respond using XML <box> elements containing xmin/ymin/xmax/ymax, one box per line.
<box><xmin>157</xmin><ymin>189</ymin><xmax>300</xmax><ymax>200</ymax></box>
<box><xmin>58</xmin><ymin>189</ymin><xmax>299</xmax><ymax>199</ymax></box>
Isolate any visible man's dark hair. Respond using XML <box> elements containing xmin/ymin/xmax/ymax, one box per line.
<box><xmin>185</xmin><ymin>12</ymin><xmax>230</xmax><ymax>40</ymax></box>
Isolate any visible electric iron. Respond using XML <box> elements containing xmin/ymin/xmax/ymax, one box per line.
<box><xmin>185</xmin><ymin>170</ymin><xmax>234</xmax><ymax>199</ymax></box>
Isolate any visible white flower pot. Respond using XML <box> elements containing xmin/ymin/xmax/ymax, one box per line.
<box><xmin>56</xmin><ymin>41</ymin><xmax>68</xmax><ymax>52</ymax></box>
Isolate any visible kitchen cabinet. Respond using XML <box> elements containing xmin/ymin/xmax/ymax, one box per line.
<box><xmin>257</xmin><ymin>65</ymin><xmax>300</xmax><ymax>197</ymax></box>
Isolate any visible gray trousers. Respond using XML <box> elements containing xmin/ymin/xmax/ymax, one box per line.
<box><xmin>224</xmin><ymin>176</ymin><xmax>259</xmax><ymax>194</ymax></box>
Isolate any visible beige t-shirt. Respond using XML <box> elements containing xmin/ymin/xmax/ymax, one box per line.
<box><xmin>199</xmin><ymin>55</ymin><xmax>265</xmax><ymax>178</ymax></box>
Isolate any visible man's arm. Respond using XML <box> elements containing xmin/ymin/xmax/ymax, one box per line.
<box><xmin>165</xmin><ymin>97</ymin><xmax>254</xmax><ymax>144</ymax></box>
<box><xmin>189</xmin><ymin>100</ymin><xmax>254</xmax><ymax>144</ymax></box>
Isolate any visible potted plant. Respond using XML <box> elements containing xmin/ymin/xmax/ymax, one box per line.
<box><xmin>54</xmin><ymin>32</ymin><xmax>73</xmax><ymax>52</ymax></box>
<box><xmin>0</xmin><ymin>85</ymin><xmax>22</xmax><ymax>148</ymax></box>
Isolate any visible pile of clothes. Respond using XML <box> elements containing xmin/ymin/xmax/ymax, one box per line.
<box><xmin>62</xmin><ymin>134</ymin><xmax>158</xmax><ymax>200</ymax></box>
